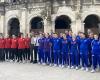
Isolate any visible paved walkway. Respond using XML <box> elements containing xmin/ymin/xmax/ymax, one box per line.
<box><xmin>0</xmin><ymin>62</ymin><xmax>99</xmax><ymax>80</ymax></box>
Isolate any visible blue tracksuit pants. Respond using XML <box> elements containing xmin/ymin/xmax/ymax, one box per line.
<box><xmin>70</xmin><ymin>50</ymin><xmax>79</xmax><ymax>67</ymax></box>
<box><xmin>80</xmin><ymin>50</ymin><xmax>88</xmax><ymax>67</ymax></box>
<box><xmin>62</xmin><ymin>52</ymin><xmax>69</xmax><ymax>65</ymax></box>
<box><xmin>38</xmin><ymin>49</ymin><xmax>44</xmax><ymax>63</ymax></box>
<box><xmin>53</xmin><ymin>50</ymin><xmax>60</xmax><ymax>65</ymax></box>
<box><xmin>44</xmin><ymin>51</ymin><xmax>51</xmax><ymax>64</ymax></box>
<box><xmin>92</xmin><ymin>53</ymin><xmax>100</xmax><ymax>70</ymax></box>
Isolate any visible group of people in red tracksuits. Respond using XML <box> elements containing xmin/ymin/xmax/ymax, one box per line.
<box><xmin>0</xmin><ymin>33</ymin><xmax>30</xmax><ymax>62</ymax></box>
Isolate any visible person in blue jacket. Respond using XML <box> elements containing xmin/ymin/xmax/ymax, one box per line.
<box><xmin>70</xmin><ymin>35</ymin><xmax>79</xmax><ymax>70</ymax></box>
<box><xmin>76</xmin><ymin>32</ymin><xmax>82</xmax><ymax>66</ymax></box>
<box><xmin>91</xmin><ymin>34</ymin><xmax>100</xmax><ymax>73</ymax></box>
<box><xmin>61</xmin><ymin>33</ymin><xmax>69</xmax><ymax>68</ymax></box>
<box><xmin>88</xmin><ymin>33</ymin><xmax>94</xmax><ymax>67</ymax></box>
<box><xmin>38</xmin><ymin>33</ymin><xmax>45</xmax><ymax>65</ymax></box>
<box><xmin>49</xmin><ymin>34</ymin><xmax>54</xmax><ymax>65</ymax></box>
<box><xmin>67</xmin><ymin>30</ymin><xmax>72</xmax><ymax>44</ymax></box>
<box><xmin>44</xmin><ymin>33</ymin><xmax>51</xmax><ymax>65</ymax></box>
<box><xmin>52</xmin><ymin>33</ymin><xmax>61</xmax><ymax>66</ymax></box>
<box><xmin>58</xmin><ymin>33</ymin><xmax>64</xmax><ymax>67</ymax></box>
<box><xmin>80</xmin><ymin>33</ymin><xmax>89</xmax><ymax>71</ymax></box>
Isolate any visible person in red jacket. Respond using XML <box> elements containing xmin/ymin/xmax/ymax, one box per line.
<box><xmin>5</xmin><ymin>35</ymin><xmax>11</xmax><ymax>61</ymax></box>
<box><xmin>18</xmin><ymin>33</ymin><xmax>26</xmax><ymax>62</ymax></box>
<box><xmin>11</xmin><ymin>35</ymin><xmax>18</xmax><ymax>61</ymax></box>
<box><xmin>25</xmin><ymin>34</ymin><xmax>30</xmax><ymax>61</ymax></box>
<box><xmin>0</xmin><ymin>33</ymin><xmax>5</xmax><ymax>61</ymax></box>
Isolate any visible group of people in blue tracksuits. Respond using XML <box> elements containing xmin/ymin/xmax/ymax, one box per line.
<box><xmin>36</xmin><ymin>30</ymin><xmax>100</xmax><ymax>73</ymax></box>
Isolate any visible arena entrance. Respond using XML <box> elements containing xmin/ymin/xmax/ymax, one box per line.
<box><xmin>8</xmin><ymin>18</ymin><xmax>20</xmax><ymax>36</ymax></box>
<box><xmin>55</xmin><ymin>15</ymin><xmax>71</xmax><ymax>33</ymax></box>
<box><xmin>84</xmin><ymin>14</ymin><xmax>100</xmax><ymax>34</ymax></box>
<box><xmin>30</xmin><ymin>17</ymin><xmax>44</xmax><ymax>33</ymax></box>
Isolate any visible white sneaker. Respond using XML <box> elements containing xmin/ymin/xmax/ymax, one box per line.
<box><xmin>49</xmin><ymin>64</ymin><xmax>52</xmax><ymax>66</ymax></box>
<box><xmin>86</xmin><ymin>68</ymin><xmax>89</xmax><ymax>72</ymax></box>
<box><xmin>75</xmin><ymin>67</ymin><xmax>79</xmax><ymax>70</ymax></box>
<box><xmin>71</xmin><ymin>66</ymin><xmax>74</xmax><ymax>69</ymax></box>
<box><xmin>62</xmin><ymin>65</ymin><xmax>65</xmax><ymax>68</ymax></box>
<box><xmin>81</xmin><ymin>67</ymin><xmax>85</xmax><ymax>70</ymax></box>
<box><xmin>42</xmin><ymin>63</ymin><xmax>46</xmax><ymax>65</ymax></box>
<box><xmin>59</xmin><ymin>65</ymin><xmax>62</xmax><ymax>68</ymax></box>
<box><xmin>19</xmin><ymin>61</ymin><xmax>22</xmax><ymax>63</ymax></box>
<box><xmin>54</xmin><ymin>64</ymin><xmax>57</xmax><ymax>67</ymax></box>
<box><xmin>10</xmin><ymin>60</ymin><xmax>13</xmax><ymax>63</ymax></box>
<box><xmin>91</xmin><ymin>69</ymin><xmax>96</xmax><ymax>73</ymax></box>
<box><xmin>23</xmin><ymin>61</ymin><xmax>25</xmax><ymax>64</ymax></box>
<box><xmin>15</xmin><ymin>60</ymin><xmax>17</xmax><ymax>63</ymax></box>
<box><xmin>67</xmin><ymin>66</ymin><xmax>70</xmax><ymax>69</ymax></box>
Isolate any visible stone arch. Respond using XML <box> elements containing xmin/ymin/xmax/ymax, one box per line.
<box><xmin>55</xmin><ymin>15</ymin><xmax>71</xmax><ymax>33</ymax></box>
<box><xmin>55</xmin><ymin>6</ymin><xmax>75</xmax><ymax>22</ymax></box>
<box><xmin>5</xmin><ymin>15</ymin><xmax>20</xmax><ymax>36</ymax></box>
<box><xmin>83</xmin><ymin>14</ymin><xmax>100</xmax><ymax>34</ymax></box>
<box><xmin>29</xmin><ymin>16</ymin><xmax>44</xmax><ymax>33</ymax></box>
<box><xmin>51</xmin><ymin>6</ymin><xmax>75</xmax><ymax>33</ymax></box>
<box><xmin>82</xmin><ymin>11</ymin><xmax>100</xmax><ymax>21</ymax></box>
<box><xmin>8</xmin><ymin>17</ymin><xmax>20</xmax><ymax>36</ymax></box>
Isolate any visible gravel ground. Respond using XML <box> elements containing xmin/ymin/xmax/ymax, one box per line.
<box><xmin>0</xmin><ymin>62</ymin><xmax>99</xmax><ymax>80</ymax></box>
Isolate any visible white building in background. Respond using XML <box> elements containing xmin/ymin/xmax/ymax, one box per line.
<box><xmin>0</xmin><ymin>0</ymin><xmax>100</xmax><ymax>36</ymax></box>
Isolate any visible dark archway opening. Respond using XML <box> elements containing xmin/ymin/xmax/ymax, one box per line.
<box><xmin>55</xmin><ymin>15</ymin><xmax>71</xmax><ymax>33</ymax></box>
<box><xmin>30</xmin><ymin>17</ymin><xmax>44</xmax><ymax>33</ymax></box>
<box><xmin>8</xmin><ymin>18</ymin><xmax>20</xmax><ymax>36</ymax></box>
<box><xmin>84</xmin><ymin>14</ymin><xmax>100</xmax><ymax>34</ymax></box>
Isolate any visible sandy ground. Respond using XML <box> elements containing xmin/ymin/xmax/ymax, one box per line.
<box><xmin>0</xmin><ymin>62</ymin><xmax>99</xmax><ymax>80</ymax></box>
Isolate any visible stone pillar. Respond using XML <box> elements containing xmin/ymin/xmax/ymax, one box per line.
<box><xmin>81</xmin><ymin>22</ymin><xmax>85</xmax><ymax>33</ymax></box>
<box><xmin>43</xmin><ymin>16</ymin><xmax>53</xmax><ymax>33</ymax></box>
<box><xmin>4</xmin><ymin>15</ymin><xmax>8</xmax><ymax>37</ymax></box>
<box><xmin>44</xmin><ymin>18</ymin><xmax>48</xmax><ymax>33</ymax></box>
<box><xmin>71</xmin><ymin>21</ymin><xmax>76</xmax><ymax>34</ymax></box>
<box><xmin>75</xmin><ymin>19</ymin><xmax>83</xmax><ymax>34</ymax></box>
<box><xmin>25</xmin><ymin>9</ymin><xmax>29</xmax><ymax>34</ymax></box>
<box><xmin>20</xmin><ymin>9</ymin><xmax>27</xmax><ymax>35</ymax></box>
<box><xmin>51</xmin><ymin>19</ymin><xmax>55</xmax><ymax>33</ymax></box>
<box><xmin>0</xmin><ymin>15</ymin><xmax>5</xmax><ymax>34</ymax></box>
<box><xmin>51</xmin><ymin>15</ymin><xmax>55</xmax><ymax>33</ymax></box>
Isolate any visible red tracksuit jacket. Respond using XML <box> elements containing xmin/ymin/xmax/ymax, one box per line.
<box><xmin>11</xmin><ymin>38</ymin><xmax>18</xmax><ymax>48</ymax></box>
<box><xmin>0</xmin><ymin>38</ymin><xmax>5</xmax><ymax>48</ymax></box>
<box><xmin>18</xmin><ymin>38</ymin><xmax>25</xmax><ymax>49</ymax></box>
<box><xmin>5</xmin><ymin>38</ymin><xmax>11</xmax><ymax>48</ymax></box>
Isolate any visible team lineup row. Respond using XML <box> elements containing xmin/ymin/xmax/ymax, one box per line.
<box><xmin>0</xmin><ymin>31</ymin><xmax>100</xmax><ymax>73</ymax></box>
